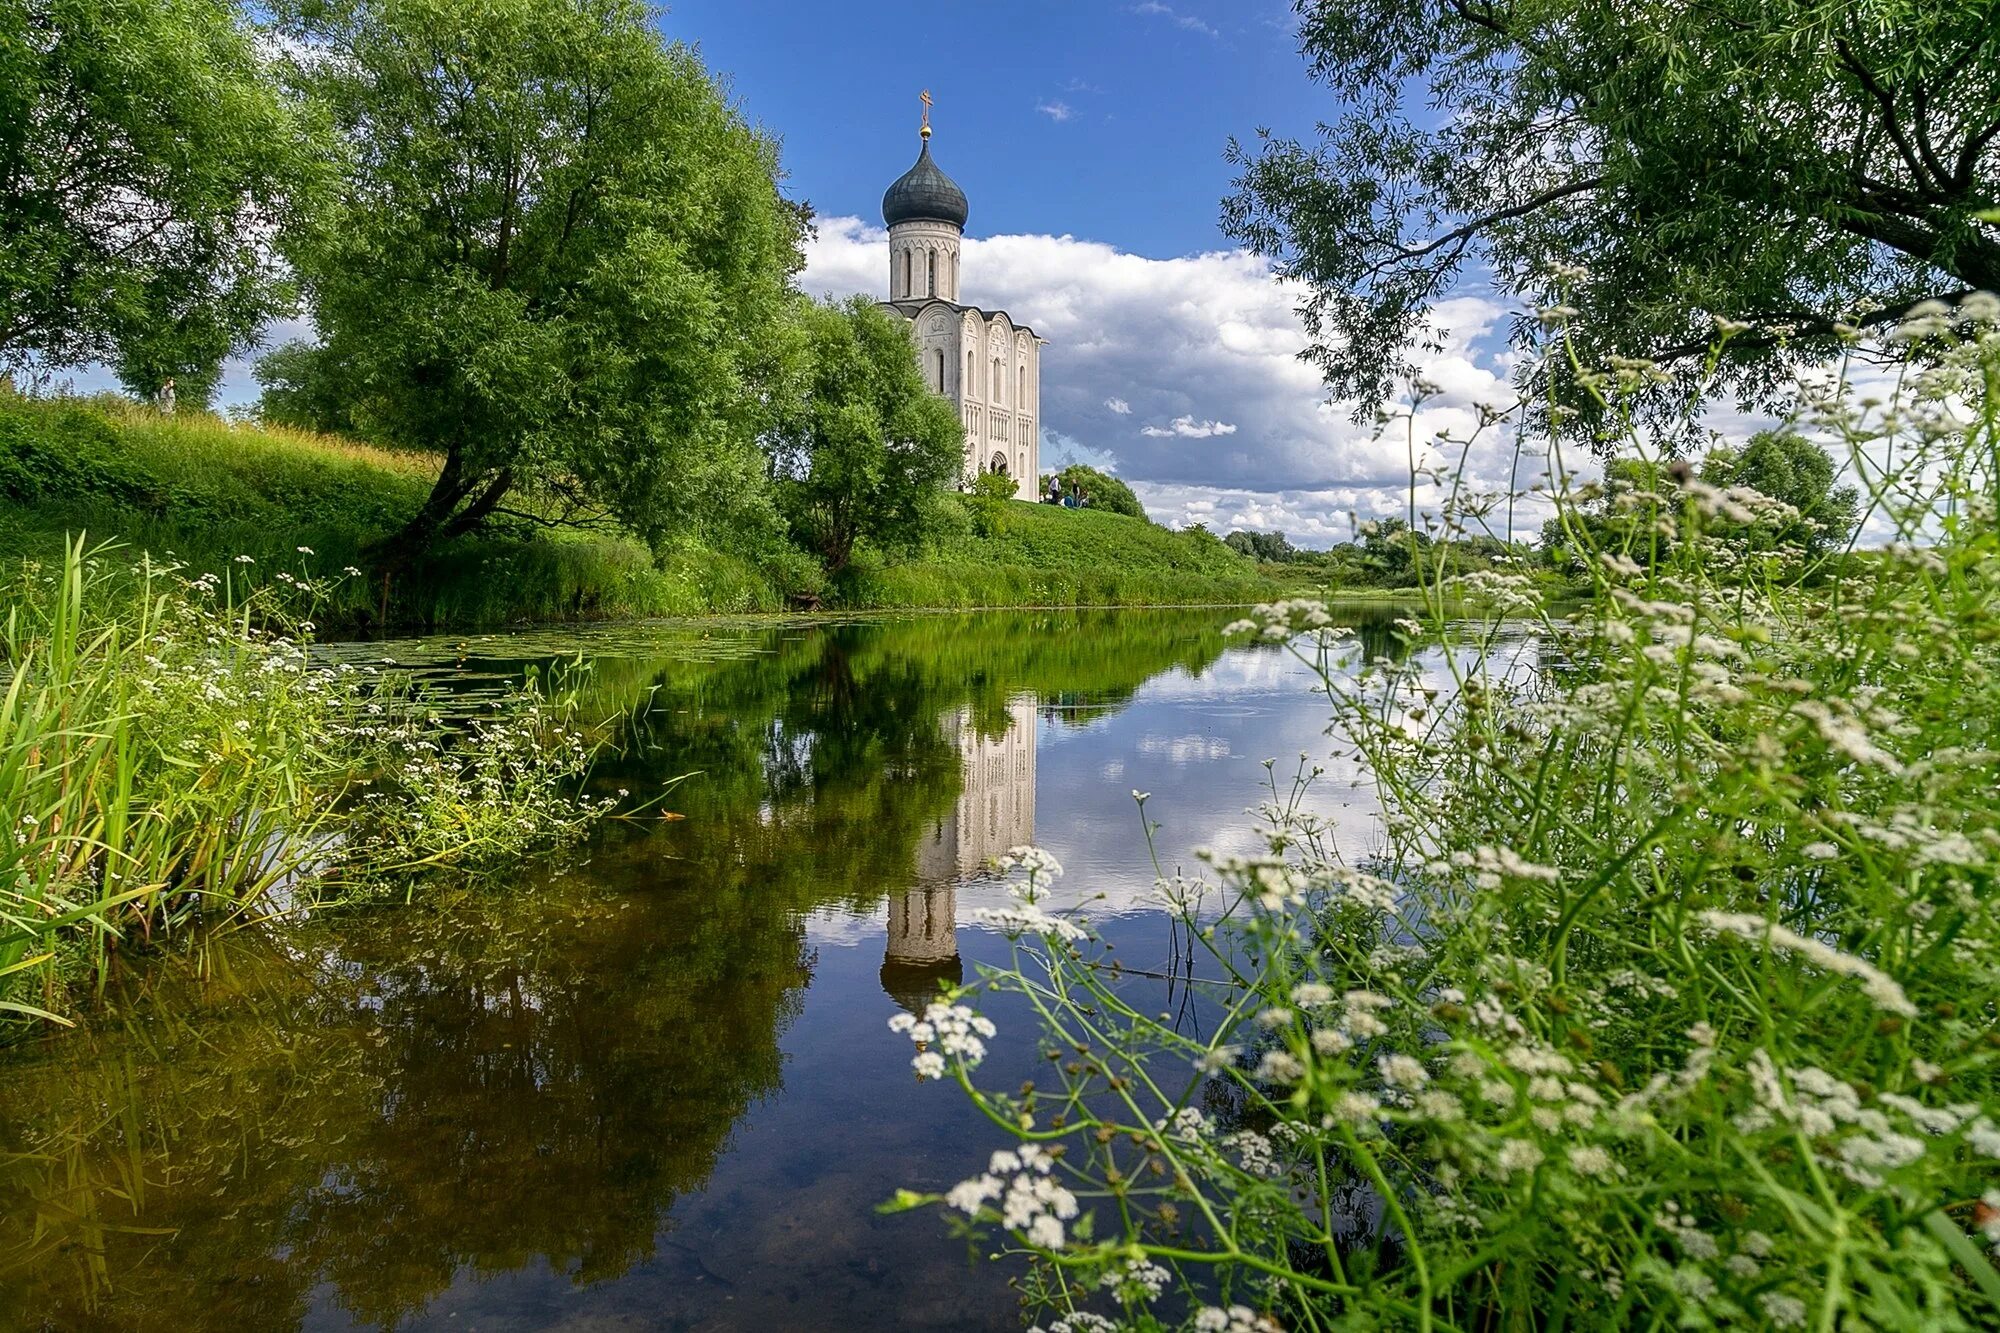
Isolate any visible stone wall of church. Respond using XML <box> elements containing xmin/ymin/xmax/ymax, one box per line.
<box><xmin>954</xmin><ymin>312</ymin><xmax>1040</xmax><ymax>497</ymax></box>
<box><xmin>887</xmin><ymin>220</ymin><xmax>961</xmax><ymax>302</ymax></box>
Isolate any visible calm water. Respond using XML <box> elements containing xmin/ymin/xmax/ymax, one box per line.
<box><xmin>0</xmin><ymin>608</ymin><xmax>1413</xmax><ymax>1332</ymax></box>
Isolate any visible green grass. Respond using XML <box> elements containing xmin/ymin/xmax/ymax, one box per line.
<box><xmin>840</xmin><ymin>499</ymin><xmax>1275</xmax><ymax>608</ymax></box>
<box><xmin>0</xmin><ymin>392</ymin><xmax>1279</xmax><ymax>628</ymax></box>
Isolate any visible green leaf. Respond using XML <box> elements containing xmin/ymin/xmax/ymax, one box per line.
<box><xmin>1922</xmin><ymin>1209</ymin><xmax>2000</xmax><ymax>1309</ymax></box>
<box><xmin>875</xmin><ymin>1189</ymin><xmax>937</xmax><ymax>1215</ymax></box>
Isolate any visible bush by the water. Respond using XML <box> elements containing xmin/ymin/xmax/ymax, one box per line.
<box><xmin>0</xmin><ymin>540</ymin><xmax>612</xmax><ymax>1031</ymax></box>
<box><xmin>891</xmin><ymin>305</ymin><xmax>2000</xmax><ymax>1329</ymax></box>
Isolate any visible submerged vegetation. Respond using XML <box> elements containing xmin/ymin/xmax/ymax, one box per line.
<box><xmin>895</xmin><ymin>308</ymin><xmax>2000</xmax><ymax>1328</ymax></box>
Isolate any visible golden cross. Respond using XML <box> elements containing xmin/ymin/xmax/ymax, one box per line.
<box><xmin>920</xmin><ymin>89</ymin><xmax>933</xmax><ymax>135</ymax></box>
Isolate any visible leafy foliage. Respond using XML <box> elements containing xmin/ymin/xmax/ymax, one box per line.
<box><xmin>1225</xmin><ymin>0</ymin><xmax>2000</xmax><ymax>430</ymax></box>
<box><xmin>1225</xmin><ymin>529</ymin><xmax>1296</xmax><ymax>562</ymax></box>
<box><xmin>768</xmin><ymin>297</ymin><xmax>964</xmax><ymax>576</ymax></box>
<box><xmin>1047</xmin><ymin>464</ymin><xmax>1146</xmax><ymax>520</ymax></box>
<box><xmin>266</xmin><ymin>0</ymin><xmax>807</xmax><ymax>568</ymax></box>
<box><xmin>1701</xmin><ymin>428</ymin><xmax>1863</xmax><ymax>556</ymax></box>
<box><xmin>1543</xmin><ymin>430</ymin><xmax>1861</xmax><ymax>573</ymax></box>
<box><xmin>0</xmin><ymin>0</ymin><xmax>314</xmax><ymax>377</ymax></box>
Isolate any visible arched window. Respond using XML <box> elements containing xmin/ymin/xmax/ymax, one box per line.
<box><xmin>934</xmin><ymin>349</ymin><xmax>945</xmax><ymax>390</ymax></box>
<box><xmin>993</xmin><ymin>358</ymin><xmax>1004</xmax><ymax>404</ymax></box>
<box><xmin>967</xmin><ymin>350</ymin><xmax>975</xmax><ymax>394</ymax></box>
<box><xmin>927</xmin><ymin>250</ymin><xmax>937</xmax><ymax>296</ymax></box>
<box><xmin>902</xmin><ymin>251</ymin><xmax>912</xmax><ymax>297</ymax></box>
<box><xmin>1018</xmin><ymin>366</ymin><xmax>1026</xmax><ymax>407</ymax></box>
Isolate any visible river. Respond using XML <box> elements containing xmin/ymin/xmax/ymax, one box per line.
<box><xmin>0</xmin><ymin>607</ymin><xmax>1414</xmax><ymax>1332</ymax></box>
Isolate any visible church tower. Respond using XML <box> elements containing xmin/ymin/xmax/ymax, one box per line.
<box><xmin>879</xmin><ymin>97</ymin><xmax>1044</xmax><ymax>498</ymax></box>
<box><xmin>882</xmin><ymin>114</ymin><xmax>965</xmax><ymax>302</ymax></box>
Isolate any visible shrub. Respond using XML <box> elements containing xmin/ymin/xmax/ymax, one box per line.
<box><xmin>1048</xmin><ymin>464</ymin><xmax>1146</xmax><ymax>520</ymax></box>
<box><xmin>0</xmin><ymin>540</ymin><xmax>612</xmax><ymax>1031</ymax></box>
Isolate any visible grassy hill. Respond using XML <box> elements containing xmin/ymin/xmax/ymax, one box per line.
<box><xmin>0</xmin><ymin>392</ymin><xmax>1274</xmax><ymax>629</ymax></box>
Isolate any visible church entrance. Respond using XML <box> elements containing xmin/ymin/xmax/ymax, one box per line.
<box><xmin>988</xmin><ymin>450</ymin><xmax>1009</xmax><ymax>476</ymax></box>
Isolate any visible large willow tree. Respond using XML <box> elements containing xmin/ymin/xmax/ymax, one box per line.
<box><xmin>267</xmin><ymin>0</ymin><xmax>808</xmax><ymax>568</ymax></box>
<box><xmin>0</xmin><ymin>0</ymin><xmax>311</xmax><ymax>391</ymax></box>
<box><xmin>1225</xmin><ymin>0</ymin><xmax>2000</xmax><ymax>427</ymax></box>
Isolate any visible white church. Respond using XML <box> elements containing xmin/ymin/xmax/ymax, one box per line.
<box><xmin>877</xmin><ymin>110</ymin><xmax>1043</xmax><ymax>498</ymax></box>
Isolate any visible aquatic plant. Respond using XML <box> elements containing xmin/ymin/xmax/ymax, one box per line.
<box><xmin>0</xmin><ymin>539</ymin><xmax>612</xmax><ymax>1029</ymax></box>
<box><xmin>894</xmin><ymin>301</ymin><xmax>2000</xmax><ymax>1329</ymax></box>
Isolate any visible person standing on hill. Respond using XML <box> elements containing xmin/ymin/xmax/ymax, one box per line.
<box><xmin>156</xmin><ymin>378</ymin><xmax>176</xmax><ymax>416</ymax></box>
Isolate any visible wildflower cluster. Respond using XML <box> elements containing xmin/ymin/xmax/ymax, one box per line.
<box><xmin>890</xmin><ymin>999</ymin><xmax>996</xmax><ymax>1080</ymax></box>
<box><xmin>896</xmin><ymin>306</ymin><xmax>2000</xmax><ymax>1330</ymax></box>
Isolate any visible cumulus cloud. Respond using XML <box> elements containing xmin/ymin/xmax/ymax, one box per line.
<box><xmin>1042</xmin><ymin>428</ymin><xmax>1121</xmax><ymax>473</ymax></box>
<box><xmin>1141</xmin><ymin>415</ymin><xmax>1236</xmax><ymax>439</ymax></box>
<box><xmin>1035</xmin><ymin>100</ymin><xmax>1074</xmax><ymax>123</ymax></box>
<box><xmin>797</xmin><ymin>215</ymin><xmax>1913</xmax><ymax>548</ymax></box>
<box><xmin>799</xmin><ymin>216</ymin><xmax>1532</xmax><ymax>544</ymax></box>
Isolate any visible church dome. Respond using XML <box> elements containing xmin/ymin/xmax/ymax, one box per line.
<box><xmin>882</xmin><ymin>138</ymin><xmax>969</xmax><ymax>230</ymax></box>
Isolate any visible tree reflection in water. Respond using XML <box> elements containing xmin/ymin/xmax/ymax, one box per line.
<box><xmin>0</xmin><ymin>609</ymin><xmax>1263</xmax><ymax>1330</ymax></box>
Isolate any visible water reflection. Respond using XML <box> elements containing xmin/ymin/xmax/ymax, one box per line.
<box><xmin>884</xmin><ymin>698</ymin><xmax>1039</xmax><ymax>1012</ymax></box>
<box><xmin>0</xmin><ymin>607</ymin><xmax>1421</xmax><ymax>1331</ymax></box>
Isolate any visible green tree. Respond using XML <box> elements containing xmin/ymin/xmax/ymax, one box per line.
<box><xmin>1540</xmin><ymin>457</ymin><xmax>1674</xmax><ymax>570</ymax></box>
<box><xmin>0</xmin><ymin>0</ymin><xmax>313</xmax><ymax>377</ymax></box>
<box><xmin>768</xmin><ymin>297</ymin><xmax>963</xmax><ymax>576</ymax></box>
<box><xmin>1224</xmin><ymin>1</ymin><xmax>2000</xmax><ymax>428</ymax></box>
<box><xmin>1225</xmin><ymin>529</ymin><xmax>1297</xmax><ymax>562</ymax></box>
<box><xmin>109</xmin><ymin>286</ymin><xmax>243</xmax><ymax>410</ymax></box>
<box><xmin>252</xmin><ymin>340</ymin><xmax>361</xmax><ymax>435</ymax></box>
<box><xmin>1048</xmin><ymin>463</ymin><xmax>1146</xmax><ymax>520</ymax></box>
<box><xmin>267</xmin><ymin>0</ymin><xmax>807</xmax><ymax>570</ymax></box>
<box><xmin>1700</xmin><ymin>429</ymin><xmax>1862</xmax><ymax>555</ymax></box>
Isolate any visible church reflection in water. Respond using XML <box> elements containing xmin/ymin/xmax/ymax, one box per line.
<box><xmin>881</xmin><ymin>697</ymin><xmax>1038</xmax><ymax>1011</ymax></box>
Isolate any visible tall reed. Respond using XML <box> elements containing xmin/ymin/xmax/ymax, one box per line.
<box><xmin>0</xmin><ymin>539</ymin><xmax>608</xmax><ymax>1031</ymax></box>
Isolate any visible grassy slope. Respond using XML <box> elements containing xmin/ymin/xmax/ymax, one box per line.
<box><xmin>0</xmin><ymin>393</ymin><xmax>1274</xmax><ymax>627</ymax></box>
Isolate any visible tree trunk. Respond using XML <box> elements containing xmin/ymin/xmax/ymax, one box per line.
<box><xmin>365</xmin><ymin>446</ymin><xmax>512</xmax><ymax>573</ymax></box>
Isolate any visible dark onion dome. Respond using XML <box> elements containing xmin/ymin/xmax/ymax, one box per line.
<box><xmin>882</xmin><ymin>137</ymin><xmax>969</xmax><ymax>229</ymax></box>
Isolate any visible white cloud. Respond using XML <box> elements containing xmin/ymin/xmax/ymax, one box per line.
<box><xmin>1035</xmin><ymin>100</ymin><xmax>1074</xmax><ymax>123</ymax></box>
<box><xmin>799</xmin><ymin>216</ymin><xmax>1527</xmax><ymax>544</ymax></box>
<box><xmin>1131</xmin><ymin>2</ymin><xmax>1217</xmax><ymax>37</ymax></box>
<box><xmin>1141</xmin><ymin>414</ymin><xmax>1236</xmax><ymax>438</ymax></box>
<box><xmin>797</xmin><ymin>216</ymin><xmax>1908</xmax><ymax>549</ymax></box>
<box><xmin>1043</xmin><ymin>428</ymin><xmax>1121</xmax><ymax>473</ymax></box>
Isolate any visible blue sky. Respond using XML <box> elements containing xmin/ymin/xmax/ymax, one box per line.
<box><xmin>657</xmin><ymin>1</ymin><xmax>1328</xmax><ymax>259</ymax></box>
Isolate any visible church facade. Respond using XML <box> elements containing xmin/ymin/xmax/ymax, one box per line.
<box><xmin>878</xmin><ymin>120</ymin><xmax>1043</xmax><ymax>498</ymax></box>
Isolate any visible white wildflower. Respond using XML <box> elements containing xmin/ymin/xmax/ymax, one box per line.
<box><xmin>1697</xmin><ymin>911</ymin><xmax>1916</xmax><ymax>1016</ymax></box>
<box><xmin>1378</xmin><ymin>1054</ymin><xmax>1429</xmax><ymax>1090</ymax></box>
<box><xmin>1496</xmin><ymin>1139</ymin><xmax>1544</xmax><ymax>1176</ymax></box>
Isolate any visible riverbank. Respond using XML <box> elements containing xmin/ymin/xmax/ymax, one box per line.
<box><xmin>0</xmin><ymin>393</ymin><xmax>1278</xmax><ymax>629</ymax></box>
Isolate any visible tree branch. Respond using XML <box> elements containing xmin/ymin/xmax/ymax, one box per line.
<box><xmin>1393</xmin><ymin>175</ymin><xmax>1605</xmax><ymax>264</ymax></box>
<box><xmin>1834</xmin><ymin>39</ymin><xmax>1938</xmax><ymax>196</ymax></box>
<box><xmin>1444</xmin><ymin>0</ymin><xmax>1512</xmax><ymax>38</ymax></box>
<box><xmin>1642</xmin><ymin>287</ymin><xmax>1980</xmax><ymax>365</ymax></box>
